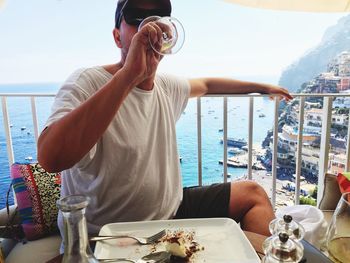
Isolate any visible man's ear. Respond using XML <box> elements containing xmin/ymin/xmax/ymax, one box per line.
<box><xmin>113</xmin><ymin>28</ymin><xmax>122</xmax><ymax>48</ymax></box>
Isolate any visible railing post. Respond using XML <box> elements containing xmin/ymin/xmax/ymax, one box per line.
<box><xmin>295</xmin><ymin>97</ymin><xmax>305</xmax><ymax>205</ymax></box>
<box><xmin>271</xmin><ymin>97</ymin><xmax>280</xmax><ymax>209</ymax></box>
<box><xmin>248</xmin><ymin>97</ymin><xmax>254</xmax><ymax>179</ymax></box>
<box><xmin>1</xmin><ymin>97</ymin><xmax>14</xmax><ymax>166</ymax></box>
<box><xmin>223</xmin><ymin>97</ymin><xmax>228</xmax><ymax>183</ymax></box>
<box><xmin>30</xmin><ymin>97</ymin><xmax>39</xmax><ymax>143</ymax></box>
<box><xmin>197</xmin><ymin>97</ymin><xmax>202</xmax><ymax>186</ymax></box>
<box><xmin>317</xmin><ymin>97</ymin><xmax>332</xmax><ymax>206</ymax></box>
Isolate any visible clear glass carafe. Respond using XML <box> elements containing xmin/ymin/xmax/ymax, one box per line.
<box><xmin>57</xmin><ymin>195</ymin><xmax>98</xmax><ymax>263</ymax></box>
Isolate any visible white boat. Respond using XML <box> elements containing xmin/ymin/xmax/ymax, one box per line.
<box><xmin>221</xmin><ymin>138</ymin><xmax>247</xmax><ymax>148</ymax></box>
<box><xmin>21</xmin><ymin>126</ymin><xmax>26</xmax><ymax>130</ymax></box>
<box><xmin>228</xmin><ymin>148</ymin><xmax>244</xmax><ymax>154</ymax></box>
<box><xmin>221</xmin><ymin>173</ymin><xmax>232</xmax><ymax>178</ymax></box>
<box><xmin>25</xmin><ymin>156</ymin><xmax>33</xmax><ymax>161</ymax></box>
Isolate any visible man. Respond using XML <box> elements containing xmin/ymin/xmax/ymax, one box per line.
<box><xmin>38</xmin><ymin>0</ymin><xmax>292</xmax><ymax>240</ymax></box>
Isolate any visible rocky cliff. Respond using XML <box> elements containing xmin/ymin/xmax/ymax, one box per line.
<box><xmin>279</xmin><ymin>15</ymin><xmax>350</xmax><ymax>92</ymax></box>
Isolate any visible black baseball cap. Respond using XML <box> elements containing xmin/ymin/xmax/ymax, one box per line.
<box><xmin>115</xmin><ymin>0</ymin><xmax>172</xmax><ymax>28</ymax></box>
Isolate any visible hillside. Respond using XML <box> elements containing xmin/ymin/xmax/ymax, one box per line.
<box><xmin>279</xmin><ymin>15</ymin><xmax>350</xmax><ymax>92</ymax></box>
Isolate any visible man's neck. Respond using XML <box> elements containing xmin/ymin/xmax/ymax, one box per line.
<box><xmin>103</xmin><ymin>62</ymin><xmax>155</xmax><ymax>91</ymax></box>
<box><xmin>137</xmin><ymin>76</ymin><xmax>155</xmax><ymax>91</ymax></box>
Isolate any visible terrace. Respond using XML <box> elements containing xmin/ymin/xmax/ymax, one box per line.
<box><xmin>1</xmin><ymin>0</ymin><xmax>350</xmax><ymax>262</ymax></box>
<box><xmin>1</xmin><ymin>92</ymin><xmax>347</xmax><ymax>202</ymax></box>
<box><xmin>0</xmin><ymin>92</ymin><xmax>348</xmax><ymax>261</ymax></box>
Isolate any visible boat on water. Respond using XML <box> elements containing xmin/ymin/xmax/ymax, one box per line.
<box><xmin>259</xmin><ymin>113</ymin><xmax>266</xmax><ymax>118</ymax></box>
<box><xmin>218</xmin><ymin>128</ymin><xmax>223</xmax><ymax>132</ymax></box>
<box><xmin>25</xmin><ymin>156</ymin><xmax>33</xmax><ymax>161</ymax></box>
<box><xmin>220</xmin><ymin>137</ymin><xmax>247</xmax><ymax>148</ymax></box>
<box><xmin>228</xmin><ymin>147</ymin><xmax>244</xmax><ymax>154</ymax></box>
<box><xmin>221</xmin><ymin>173</ymin><xmax>233</xmax><ymax>178</ymax></box>
<box><xmin>21</xmin><ymin>126</ymin><xmax>26</xmax><ymax>130</ymax></box>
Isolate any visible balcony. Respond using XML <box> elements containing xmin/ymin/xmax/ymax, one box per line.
<box><xmin>1</xmin><ymin>91</ymin><xmax>349</xmax><ymax>262</ymax></box>
<box><xmin>0</xmin><ymin>92</ymin><xmax>349</xmax><ymax>207</ymax></box>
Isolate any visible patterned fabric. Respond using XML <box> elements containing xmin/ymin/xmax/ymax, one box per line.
<box><xmin>337</xmin><ymin>172</ymin><xmax>350</xmax><ymax>194</ymax></box>
<box><xmin>10</xmin><ymin>163</ymin><xmax>61</xmax><ymax>240</ymax></box>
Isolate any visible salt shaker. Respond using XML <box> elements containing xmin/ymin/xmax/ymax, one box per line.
<box><xmin>262</xmin><ymin>232</ymin><xmax>304</xmax><ymax>263</ymax></box>
<box><xmin>269</xmin><ymin>214</ymin><xmax>305</xmax><ymax>241</ymax></box>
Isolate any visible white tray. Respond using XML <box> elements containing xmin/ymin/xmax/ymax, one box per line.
<box><xmin>94</xmin><ymin>218</ymin><xmax>260</xmax><ymax>263</ymax></box>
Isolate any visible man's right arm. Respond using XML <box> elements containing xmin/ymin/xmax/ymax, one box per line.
<box><xmin>37</xmin><ymin>68</ymin><xmax>137</xmax><ymax>173</ymax></box>
<box><xmin>38</xmin><ymin>21</ymin><xmax>165</xmax><ymax>173</ymax></box>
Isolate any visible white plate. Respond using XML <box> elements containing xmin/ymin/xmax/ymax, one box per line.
<box><xmin>94</xmin><ymin>218</ymin><xmax>260</xmax><ymax>263</ymax></box>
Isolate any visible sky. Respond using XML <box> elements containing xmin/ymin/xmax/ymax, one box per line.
<box><xmin>0</xmin><ymin>0</ymin><xmax>348</xmax><ymax>85</ymax></box>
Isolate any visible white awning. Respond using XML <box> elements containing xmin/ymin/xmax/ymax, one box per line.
<box><xmin>0</xmin><ymin>0</ymin><xmax>5</xmax><ymax>9</ymax></box>
<box><xmin>223</xmin><ymin>0</ymin><xmax>350</xmax><ymax>12</ymax></box>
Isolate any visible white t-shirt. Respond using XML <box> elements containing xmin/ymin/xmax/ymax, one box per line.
<box><xmin>45</xmin><ymin>67</ymin><xmax>190</xmax><ymax>235</ymax></box>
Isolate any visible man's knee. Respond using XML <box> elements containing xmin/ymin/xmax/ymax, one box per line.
<box><xmin>231</xmin><ymin>180</ymin><xmax>269</xmax><ymax>205</ymax></box>
<box><xmin>248</xmin><ymin>180</ymin><xmax>267</xmax><ymax>193</ymax></box>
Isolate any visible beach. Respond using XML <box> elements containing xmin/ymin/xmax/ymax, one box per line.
<box><xmin>233</xmin><ymin>170</ymin><xmax>317</xmax><ymax>208</ymax></box>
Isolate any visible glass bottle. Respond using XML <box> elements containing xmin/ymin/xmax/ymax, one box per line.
<box><xmin>325</xmin><ymin>192</ymin><xmax>350</xmax><ymax>263</ymax></box>
<box><xmin>57</xmin><ymin>194</ymin><xmax>98</xmax><ymax>263</ymax></box>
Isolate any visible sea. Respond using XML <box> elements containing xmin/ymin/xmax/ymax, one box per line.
<box><xmin>0</xmin><ymin>83</ymin><xmax>277</xmax><ymax>209</ymax></box>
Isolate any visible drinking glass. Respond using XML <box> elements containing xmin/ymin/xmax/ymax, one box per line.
<box><xmin>138</xmin><ymin>16</ymin><xmax>185</xmax><ymax>55</ymax></box>
<box><xmin>325</xmin><ymin>192</ymin><xmax>350</xmax><ymax>263</ymax></box>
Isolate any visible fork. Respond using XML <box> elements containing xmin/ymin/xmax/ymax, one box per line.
<box><xmin>89</xmin><ymin>229</ymin><xmax>166</xmax><ymax>245</ymax></box>
<box><xmin>98</xmin><ymin>251</ymin><xmax>171</xmax><ymax>262</ymax></box>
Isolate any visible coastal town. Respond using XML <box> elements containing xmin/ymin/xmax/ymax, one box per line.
<box><xmin>221</xmin><ymin>51</ymin><xmax>350</xmax><ymax>206</ymax></box>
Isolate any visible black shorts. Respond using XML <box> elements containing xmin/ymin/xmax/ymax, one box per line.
<box><xmin>174</xmin><ymin>183</ymin><xmax>231</xmax><ymax>219</ymax></box>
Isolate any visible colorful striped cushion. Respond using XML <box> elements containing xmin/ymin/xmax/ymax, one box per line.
<box><xmin>10</xmin><ymin>163</ymin><xmax>61</xmax><ymax>240</ymax></box>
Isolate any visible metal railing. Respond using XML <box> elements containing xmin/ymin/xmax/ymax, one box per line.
<box><xmin>2</xmin><ymin>92</ymin><xmax>350</xmax><ymax>208</ymax></box>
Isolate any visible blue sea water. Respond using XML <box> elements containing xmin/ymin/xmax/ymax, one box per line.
<box><xmin>0</xmin><ymin>83</ymin><xmax>276</xmax><ymax>209</ymax></box>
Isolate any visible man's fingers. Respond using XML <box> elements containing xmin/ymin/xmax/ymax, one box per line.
<box><xmin>282</xmin><ymin>91</ymin><xmax>293</xmax><ymax>101</ymax></box>
<box><xmin>143</xmin><ymin>22</ymin><xmax>164</xmax><ymax>52</ymax></box>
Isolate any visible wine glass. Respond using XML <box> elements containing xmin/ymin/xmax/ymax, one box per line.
<box><xmin>325</xmin><ymin>192</ymin><xmax>350</xmax><ymax>263</ymax></box>
<box><xmin>138</xmin><ymin>16</ymin><xmax>185</xmax><ymax>55</ymax></box>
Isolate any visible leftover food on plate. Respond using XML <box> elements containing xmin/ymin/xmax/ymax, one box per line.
<box><xmin>152</xmin><ymin>229</ymin><xmax>204</xmax><ymax>262</ymax></box>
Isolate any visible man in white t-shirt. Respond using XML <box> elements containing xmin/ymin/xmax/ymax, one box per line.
<box><xmin>38</xmin><ymin>0</ymin><xmax>292</xmax><ymax>239</ymax></box>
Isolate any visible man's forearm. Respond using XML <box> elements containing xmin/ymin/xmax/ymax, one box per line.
<box><xmin>38</xmin><ymin>68</ymin><xmax>137</xmax><ymax>173</ymax></box>
<box><xmin>205</xmin><ymin>78</ymin><xmax>269</xmax><ymax>95</ymax></box>
<box><xmin>189</xmin><ymin>78</ymin><xmax>292</xmax><ymax>101</ymax></box>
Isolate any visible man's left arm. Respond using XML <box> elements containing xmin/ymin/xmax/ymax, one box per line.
<box><xmin>189</xmin><ymin>78</ymin><xmax>293</xmax><ymax>101</ymax></box>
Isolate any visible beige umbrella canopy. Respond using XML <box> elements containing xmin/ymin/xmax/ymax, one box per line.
<box><xmin>224</xmin><ymin>0</ymin><xmax>350</xmax><ymax>12</ymax></box>
<box><xmin>0</xmin><ymin>0</ymin><xmax>5</xmax><ymax>9</ymax></box>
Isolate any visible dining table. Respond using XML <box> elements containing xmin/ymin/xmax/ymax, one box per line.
<box><xmin>46</xmin><ymin>231</ymin><xmax>332</xmax><ymax>263</ymax></box>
